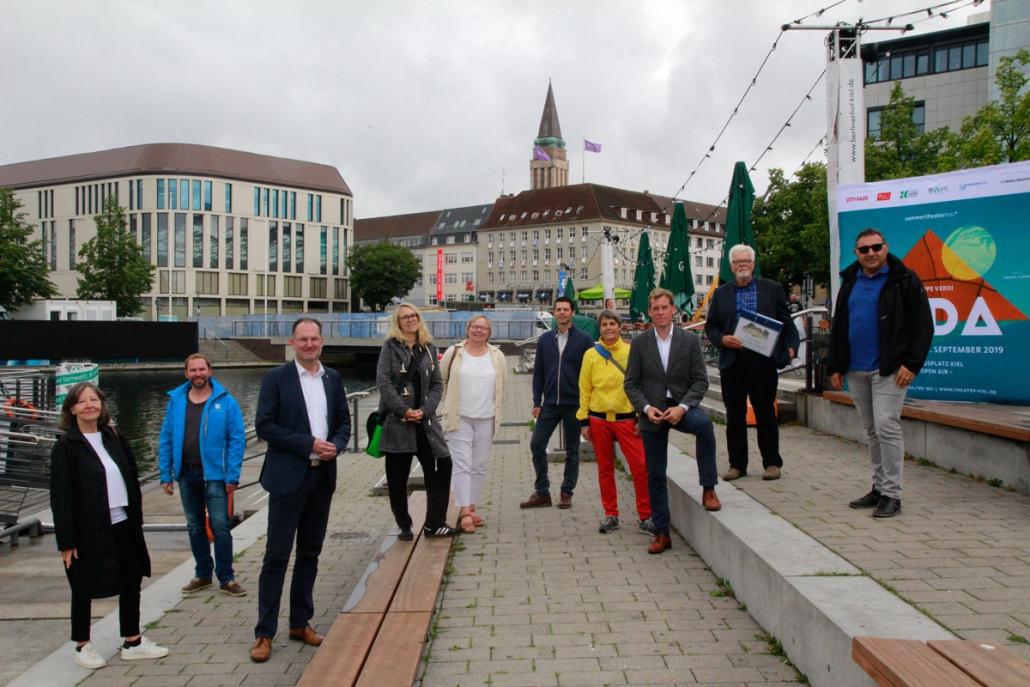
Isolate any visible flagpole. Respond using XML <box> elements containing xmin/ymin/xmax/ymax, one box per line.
<box><xmin>582</xmin><ymin>149</ymin><xmax>585</xmax><ymax>184</ymax></box>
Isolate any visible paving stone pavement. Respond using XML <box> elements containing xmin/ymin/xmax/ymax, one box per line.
<box><xmin>668</xmin><ymin>416</ymin><xmax>1030</xmax><ymax>661</ymax></box>
<box><xmin>75</xmin><ymin>453</ymin><xmax>391</xmax><ymax>687</ymax></box>
<box><xmin>417</xmin><ymin>370</ymin><xmax>803</xmax><ymax>687</ymax></box>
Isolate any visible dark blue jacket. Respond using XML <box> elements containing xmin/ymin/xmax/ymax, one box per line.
<box><xmin>159</xmin><ymin>378</ymin><xmax>246</xmax><ymax>484</ymax></box>
<box><xmin>256</xmin><ymin>362</ymin><xmax>351</xmax><ymax>496</ymax></box>
<box><xmin>532</xmin><ymin>325</ymin><xmax>594</xmax><ymax>407</ymax></box>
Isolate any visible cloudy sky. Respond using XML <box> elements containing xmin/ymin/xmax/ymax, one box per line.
<box><xmin>1</xmin><ymin>0</ymin><xmax>988</xmax><ymax>217</ymax></box>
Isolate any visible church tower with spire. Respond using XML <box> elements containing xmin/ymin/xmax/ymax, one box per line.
<box><xmin>530</xmin><ymin>82</ymin><xmax>569</xmax><ymax>190</ymax></box>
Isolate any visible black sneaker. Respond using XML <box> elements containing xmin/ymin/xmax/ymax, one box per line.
<box><xmin>398</xmin><ymin>527</ymin><xmax>413</xmax><ymax>541</ymax></box>
<box><xmin>848</xmin><ymin>488</ymin><xmax>881</xmax><ymax>509</ymax></box>
<box><xmin>423</xmin><ymin>525</ymin><xmax>459</xmax><ymax>537</ymax></box>
<box><xmin>638</xmin><ymin>518</ymin><xmax>657</xmax><ymax>535</ymax></box>
<box><xmin>872</xmin><ymin>496</ymin><xmax>902</xmax><ymax>518</ymax></box>
<box><xmin>598</xmin><ymin>516</ymin><xmax>619</xmax><ymax>534</ymax></box>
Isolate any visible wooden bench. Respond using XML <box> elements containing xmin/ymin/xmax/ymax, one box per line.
<box><xmin>297</xmin><ymin>492</ymin><xmax>457</xmax><ymax>687</ymax></box>
<box><xmin>822</xmin><ymin>391</ymin><xmax>1030</xmax><ymax>443</ymax></box>
<box><xmin>853</xmin><ymin>636</ymin><xmax>1030</xmax><ymax>687</ymax></box>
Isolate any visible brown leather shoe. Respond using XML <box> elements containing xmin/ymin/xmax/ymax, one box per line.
<box><xmin>557</xmin><ymin>492</ymin><xmax>572</xmax><ymax>509</ymax></box>
<box><xmin>288</xmin><ymin>625</ymin><xmax>323</xmax><ymax>647</ymax></box>
<box><xmin>519</xmin><ymin>492</ymin><xmax>552</xmax><ymax>509</ymax></box>
<box><xmin>648</xmin><ymin>534</ymin><xmax>672</xmax><ymax>554</ymax></box>
<box><xmin>762</xmin><ymin>466</ymin><xmax>781</xmax><ymax>481</ymax></box>
<box><xmin>702</xmin><ymin>488</ymin><xmax>722</xmax><ymax>512</ymax></box>
<box><xmin>722</xmin><ymin>468</ymin><xmax>746</xmax><ymax>481</ymax></box>
<box><xmin>250</xmin><ymin>637</ymin><xmax>271</xmax><ymax>663</ymax></box>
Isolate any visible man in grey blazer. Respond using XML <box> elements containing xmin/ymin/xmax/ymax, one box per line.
<box><xmin>625</xmin><ymin>288</ymin><xmax>721</xmax><ymax>555</ymax></box>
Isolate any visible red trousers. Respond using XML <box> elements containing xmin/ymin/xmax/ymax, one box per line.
<box><xmin>588</xmin><ymin>417</ymin><xmax>651</xmax><ymax>520</ymax></box>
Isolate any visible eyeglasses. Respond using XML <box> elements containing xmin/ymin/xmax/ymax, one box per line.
<box><xmin>731</xmin><ymin>259</ymin><xmax>754</xmax><ymax>265</ymax></box>
<box><xmin>469</xmin><ymin>325</ymin><xmax>490</xmax><ymax>332</ymax></box>
<box><xmin>399</xmin><ymin>313</ymin><xmax>419</xmax><ymax>321</ymax></box>
<box><xmin>856</xmin><ymin>243</ymin><xmax>885</xmax><ymax>255</ymax></box>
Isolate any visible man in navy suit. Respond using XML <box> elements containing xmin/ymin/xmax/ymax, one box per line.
<box><xmin>250</xmin><ymin>318</ymin><xmax>351</xmax><ymax>663</ymax></box>
<box><xmin>705</xmin><ymin>244</ymin><xmax>798</xmax><ymax>482</ymax></box>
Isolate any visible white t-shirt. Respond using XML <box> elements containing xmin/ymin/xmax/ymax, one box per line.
<box><xmin>457</xmin><ymin>350</ymin><xmax>496</xmax><ymax>419</ymax></box>
<box><xmin>83</xmin><ymin>432</ymin><xmax>130</xmax><ymax>525</ymax></box>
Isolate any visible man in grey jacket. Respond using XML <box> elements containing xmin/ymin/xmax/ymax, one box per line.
<box><xmin>625</xmin><ymin>288</ymin><xmax>721</xmax><ymax>555</ymax></box>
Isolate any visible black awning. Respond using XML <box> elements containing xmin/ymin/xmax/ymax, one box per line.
<box><xmin>535</xmin><ymin>289</ymin><xmax>553</xmax><ymax>299</ymax></box>
<box><xmin>516</xmin><ymin>290</ymin><xmax>532</xmax><ymax>299</ymax></box>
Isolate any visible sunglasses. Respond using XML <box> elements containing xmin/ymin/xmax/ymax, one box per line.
<box><xmin>856</xmin><ymin>243</ymin><xmax>885</xmax><ymax>255</ymax></box>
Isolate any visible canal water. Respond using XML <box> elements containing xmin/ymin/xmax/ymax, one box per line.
<box><xmin>100</xmin><ymin>366</ymin><xmax>377</xmax><ymax>475</ymax></box>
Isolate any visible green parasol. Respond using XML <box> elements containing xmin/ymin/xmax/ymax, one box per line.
<box><xmin>629</xmin><ymin>231</ymin><xmax>656</xmax><ymax>322</ymax></box>
<box><xmin>658</xmin><ymin>202</ymin><xmax>695</xmax><ymax>313</ymax></box>
<box><xmin>719</xmin><ymin>161</ymin><xmax>759</xmax><ymax>282</ymax></box>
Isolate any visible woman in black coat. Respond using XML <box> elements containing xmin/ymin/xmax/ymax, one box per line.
<box><xmin>50</xmin><ymin>381</ymin><xmax>169</xmax><ymax>670</ymax></box>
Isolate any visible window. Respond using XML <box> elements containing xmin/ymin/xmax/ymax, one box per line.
<box><xmin>695</xmin><ymin>255</ymin><xmax>703</xmax><ymax>266</ymax></box>
<box><xmin>307</xmin><ymin>194</ymin><xmax>314</xmax><ymax>221</ymax></box>
<box><xmin>334</xmin><ymin>278</ymin><xmax>347</xmax><ymax>299</ymax></box>
<box><xmin>310</xmin><ymin>277</ymin><xmax>327</xmax><ymax>299</ymax></box>
<box><xmin>488</xmin><ymin>272</ymin><xmax>494</xmax><ymax>283</ymax></box>
<box><xmin>446</xmin><ymin>235</ymin><xmax>455</xmax><ymax>245</ymax></box>
<box><xmin>445</xmin><ymin>273</ymin><xmax>457</xmax><ymax>284</ymax></box>
<box><xmin>320</xmin><ymin>226</ymin><xmax>327</xmax><ymax>275</ymax></box>
<box><xmin>332</xmin><ymin>226</ymin><xmax>340</xmax><ymax>276</ymax></box>
<box><xmin>315</xmin><ymin>195</ymin><xmax>322</xmax><ymax>222</ymax></box>
<box><xmin>130</xmin><ymin>214</ymin><xmax>137</xmax><ymax>244</ymax></box>
<box><xmin>193</xmin><ymin>215</ymin><xmax>204</xmax><ymax>268</ymax></box>
<box><xmin>556</xmin><ymin>247</ymin><xmax>563</xmax><ymax>260</ymax></box>
<box><xmin>68</xmin><ymin>220</ymin><xmax>76</xmax><ymax>269</ymax></box>
<box><xmin>253</xmin><ymin>187</ymin><xmax>261</xmax><ymax>216</ymax></box>
<box><xmin>239</xmin><ymin>218</ymin><xmax>248</xmax><ymax>270</ymax></box>
<box><xmin>269</xmin><ymin>221</ymin><xmax>278</xmax><ymax>272</ymax></box>
<box><xmin>290</xmin><ymin>191</ymin><xmax>297</xmax><ymax>220</ymax></box>
<box><xmin>128</xmin><ymin>178</ymin><xmax>135</xmax><ymax>210</ymax></box>
<box><xmin>196</xmin><ymin>271</ymin><xmax>219</xmax><ymax>295</ymax></box>
<box><xmin>429</xmin><ymin>273</ymin><xmax>437</xmax><ymax>285</ymax></box>
<box><xmin>228</xmin><ymin>272</ymin><xmax>248</xmax><ymax>296</ymax></box>
<box><xmin>262</xmin><ymin>188</ymin><xmax>269</xmax><ymax>216</ymax></box>
<box><xmin>284</xmin><ymin>276</ymin><xmax>302</xmax><ymax>298</ymax></box>
<box><xmin>157</xmin><ymin>213</ymin><xmax>168</xmax><ymax>267</ymax></box>
<box><xmin>180</xmin><ymin>178</ymin><xmax>189</xmax><ymax>210</ymax></box>
<box><xmin>225</xmin><ymin>183</ymin><xmax>232</xmax><ymax>213</ymax></box>
<box><xmin>445</xmin><ymin>253</ymin><xmax>457</xmax><ymax>264</ymax></box>
<box><xmin>867</xmin><ymin>102</ymin><xmax>924</xmax><ymax>139</ymax></box>
<box><xmin>209</xmin><ymin>216</ymin><xmax>219</xmax><ymax>269</ymax></box>
<box><xmin>169</xmin><ymin>179</ymin><xmax>178</xmax><ymax>210</ymax></box>
<box><xmin>706</xmin><ymin>239</ymin><xmax>715</xmax><ymax>249</ymax></box>
<box><xmin>295</xmin><ymin>224</ymin><xmax>304</xmax><ymax>273</ymax></box>
<box><xmin>282</xmin><ymin>222</ymin><xmax>291</xmax><ymax>273</ymax></box>
<box><xmin>272</xmin><ymin>190</ymin><xmax>279</xmax><ymax>219</ymax></box>
<box><xmin>569</xmin><ymin>246</ymin><xmax>575</xmax><ymax>259</ymax></box>
<box><xmin>174</xmin><ymin>213</ymin><xmax>186</xmax><ymax>267</ymax></box>
<box><xmin>225</xmin><ymin>217</ymin><xmax>234</xmax><ymax>270</ymax></box>
<box><xmin>461</xmin><ymin>252</ymin><xmax>473</xmax><ymax>263</ymax></box>
<box><xmin>141</xmin><ymin>214</ymin><xmax>152</xmax><ymax>264</ymax></box>
<box><xmin>706</xmin><ymin>257</ymin><xmax>714</xmax><ymax>268</ymax></box>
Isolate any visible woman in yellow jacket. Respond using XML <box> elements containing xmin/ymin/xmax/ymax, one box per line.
<box><xmin>577</xmin><ymin>310</ymin><xmax>653</xmax><ymax>534</ymax></box>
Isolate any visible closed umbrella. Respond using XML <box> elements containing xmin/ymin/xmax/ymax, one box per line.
<box><xmin>719</xmin><ymin>161</ymin><xmax>759</xmax><ymax>282</ymax></box>
<box><xmin>659</xmin><ymin>202</ymin><xmax>695</xmax><ymax>313</ymax></box>
<box><xmin>629</xmin><ymin>231</ymin><xmax>656</xmax><ymax>322</ymax></box>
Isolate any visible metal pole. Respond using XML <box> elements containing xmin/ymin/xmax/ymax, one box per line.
<box><xmin>805</xmin><ymin>312</ymin><xmax>815</xmax><ymax>392</ymax></box>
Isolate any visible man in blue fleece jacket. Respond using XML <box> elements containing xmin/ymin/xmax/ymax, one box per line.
<box><xmin>159</xmin><ymin>354</ymin><xmax>247</xmax><ymax>596</ymax></box>
<box><xmin>521</xmin><ymin>296</ymin><xmax>595</xmax><ymax>509</ymax></box>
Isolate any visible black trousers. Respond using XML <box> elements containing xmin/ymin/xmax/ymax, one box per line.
<box><xmin>255</xmin><ymin>463</ymin><xmax>333</xmax><ymax>639</ymax></box>
<box><xmin>385</xmin><ymin>426</ymin><xmax>452</xmax><ymax>530</ymax></box>
<box><xmin>70</xmin><ymin>520</ymin><xmax>142</xmax><ymax>642</ymax></box>
<box><xmin>720</xmin><ymin>350</ymin><xmax>783</xmax><ymax>471</ymax></box>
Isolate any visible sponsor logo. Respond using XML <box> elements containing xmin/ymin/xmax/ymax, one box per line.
<box><xmin>927</xmin><ymin>185</ymin><xmax>948</xmax><ymax>194</ymax></box>
<box><xmin>899</xmin><ymin>189</ymin><xmax>919</xmax><ymax>199</ymax></box>
<box><xmin>1000</xmin><ymin>175</ymin><xmax>1030</xmax><ymax>184</ymax></box>
<box><xmin>959</xmin><ymin>181</ymin><xmax>988</xmax><ymax>191</ymax></box>
<box><xmin>876</xmin><ymin>192</ymin><xmax>892</xmax><ymax>201</ymax></box>
<box><xmin>845</xmin><ymin>195</ymin><xmax>869</xmax><ymax>203</ymax></box>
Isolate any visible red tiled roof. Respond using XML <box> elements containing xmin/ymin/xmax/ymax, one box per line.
<box><xmin>354</xmin><ymin>209</ymin><xmax>443</xmax><ymax>241</ymax></box>
<box><xmin>0</xmin><ymin>143</ymin><xmax>352</xmax><ymax>195</ymax></box>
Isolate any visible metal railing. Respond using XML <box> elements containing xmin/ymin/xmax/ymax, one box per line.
<box><xmin>230</xmin><ymin>317</ymin><xmax>541</xmax><ymax>342</ymax></box>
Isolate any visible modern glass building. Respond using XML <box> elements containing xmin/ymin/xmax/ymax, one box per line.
<box><xmin>0</xmin><ymin>143</ymin><xmax>354</xmax><ymax>319</ymax></box>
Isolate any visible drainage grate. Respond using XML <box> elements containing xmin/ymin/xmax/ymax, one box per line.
<box><xmin>492</xmin><ymin>439</ymin><xmax>520</xmax><ymax>445</ymax></box>
<box><xmin>329</xmin><ymin>531</ymin><xmax>372</xmax><ymax>541</ymax></box>
<box><xmin>499</xmin><ymin>421</ymin><xmax>528</xmax><ymax>427</ymax></box>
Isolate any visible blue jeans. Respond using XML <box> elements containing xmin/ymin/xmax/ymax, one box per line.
<box><xmin>179</xmin><ymin>467</ymin><xmax>234</xmax><ymax>584</ymax></box>
<box><xmin>639</xmin><ymin>407</ymin><xmax>718</xmax><ymax>536</ymax></box>
<box><xmin>529</xmin><ymin>405</ymin><xmax>580</xmax><ymax>496</ymax></box>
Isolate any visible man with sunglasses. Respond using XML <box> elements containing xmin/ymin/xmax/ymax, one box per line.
<box><xmin>828</xmin><ymin>229</ymin><xmax>932</xmax><ymax>519</ymax></box>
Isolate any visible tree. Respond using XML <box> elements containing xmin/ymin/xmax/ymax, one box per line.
<box><xmin>0</xmin><ymin>187</ymin><xmax>57</xmax><ymax>310</ymax></box>
<box><xmin>75</xmin><ymin>196</ymin><xmax>155</xmax><ymax>317</ymax></box>
<box><xmin>944</xmin><ymin>49</ymin><xmax>1030</xmax><ymax>168</ymax></box>
<box><xmin>347</xmin><ymin>241</ymin><xmax>420</xmax><ymax>311</ymax></box>
<box><xmin>865</xmin><ymin>82</ymin><xmax>954</xmax><ymax>182</ymax></box>
<box><xmin>752</xmin><ymin>162</ymin><xmax>830</xmax><ymax>287</ymax></box>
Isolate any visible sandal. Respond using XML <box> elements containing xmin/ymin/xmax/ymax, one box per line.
<box><xmin>470</xmin><ymin>506</ymin><xmax>485</xmax><ymax>527</ymax></box>
<box><xmin>457</xmin><ymin>512</ymin><xmax>476</xmax><ymax>534</ymax></box>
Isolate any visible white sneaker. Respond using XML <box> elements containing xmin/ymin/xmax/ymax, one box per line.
<box><xmin>75</xmin><ymin>642</ymin><xmax>106</xmax><ymax>669</ymax></box>
<box><xmin>120</xmin><ymin>636</ymin><xmax>169</xmax><ymax>661</ymax></box>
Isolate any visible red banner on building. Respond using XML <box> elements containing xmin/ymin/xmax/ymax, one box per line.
<box><xmin>436</xmin><ymin>249</ymin><xmax>444</xmax><ymax>303</ymax></box>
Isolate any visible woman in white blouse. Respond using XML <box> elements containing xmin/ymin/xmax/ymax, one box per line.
<box><xmin>440</xmin><ymin>316</ymin><xmax>508</xmax><ymax>533</ymax></box>
<box><xmin>49</xmin><ymin>382</ymin><xmax>169</xmax><ymax>669</ymax></box>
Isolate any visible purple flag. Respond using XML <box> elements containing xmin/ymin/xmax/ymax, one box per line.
<box><xmin>584</xmin><ymin>139</ymin><xmax>602</xmax><ymax>153</ymax></box>
<box><xmin>533</xmin><ymin>146</ymin><xmax>550</xmax><ymax>161</ymax></box>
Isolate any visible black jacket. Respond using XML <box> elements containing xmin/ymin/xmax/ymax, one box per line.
<box><xmin>49</xmin><ymin>425</ymin><xmax>151</xmax><ymax>599</ymax></box>
<box><xmin>705</xmin><ymin>277</ymin><xmax>800</xmax><ymax>370</ymax></box>
<box><xmin>256</xmin><ymin>362</ymin><xmax>351</xmax><ymax>496</ymax></box>
<box><xmin>532</xmin><ymin>325</ymin><xmax>594</xmax><ymax>407</ymax></box>
<box><xmin>828</xmin><ymin>253</ymin><xmax>933</xmax><ymax>377</ymax></box>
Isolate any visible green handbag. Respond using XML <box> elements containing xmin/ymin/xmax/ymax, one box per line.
<box><xmin>365</xmin><ymin>410</ymin><xmax>384</xmax><ymax>458</ymax></box>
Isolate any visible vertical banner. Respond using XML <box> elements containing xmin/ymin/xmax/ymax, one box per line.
<box><xmin>436</xmin><ymin>248</ymin><xmax>443</xmax><ymax>304</ymax></box>
<box><xmin>56</xmin><ymin>362</ymin><xmax>100</xmax><ymax>406</ymax></box>
<box><xmin>825</xmin><ymin>30</ymin><xmax>865</xmax><ymax>305</ymax></box>
<box><xmin>837</xmin><ymin>161</ymin><xmax>1030</xmax><ymax>403</ymax></box>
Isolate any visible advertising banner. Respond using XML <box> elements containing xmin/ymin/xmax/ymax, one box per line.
<box><xmin>56</xmin><ymin>362</ymin><xmax>100</xmax><ymax>406</ymax></box>
<box><xmin>436</xmin><ymin>249</ymin><xmax>443</xmax><ymax>303</ymax></box>
<box><xmin>837</xmin><ymin>161</ymin><xmax>1030</xmax><ymax>403</ymax></box>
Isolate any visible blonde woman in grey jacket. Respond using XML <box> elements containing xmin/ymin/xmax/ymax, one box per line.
<box><xmin>440</xmin><ymin>315</ymin><xmax>507</xmax><ymax>533</ymax></box>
